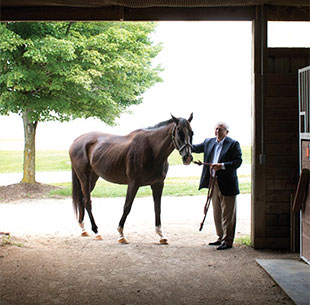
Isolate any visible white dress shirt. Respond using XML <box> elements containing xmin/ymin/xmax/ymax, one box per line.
<box><xmin>211</xmin><ymin>138</ymin><xmax>225</xmax><ymax>177</ymax></box>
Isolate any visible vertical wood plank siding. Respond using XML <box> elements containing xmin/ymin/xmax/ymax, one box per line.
<box><xmin>262</xmin><ymin>48</ymin><xmax>309</xmax><ymax>249</ymax></box>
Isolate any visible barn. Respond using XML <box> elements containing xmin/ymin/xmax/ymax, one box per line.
<box><xmin>2</xmin><ymin>0</ymin><xmax>309</xmax><ymax>252</ymax></box>
<box><xmin>1</xmin><ymin>1</ymin><xmax>310</xmax><ymax>304</ymax></box>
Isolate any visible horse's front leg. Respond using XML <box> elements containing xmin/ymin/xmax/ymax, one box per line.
<box><xmin>151</xmin><ymin>181</ymin><xmax>168</xmax><ymax>245</ymax></box>
<box><xmin>117</xmin><ymin>183</ymin><xmax>139</xmax><ymax>244</ymax></box>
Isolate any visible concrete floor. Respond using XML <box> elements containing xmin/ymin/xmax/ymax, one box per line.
<box><xmin>256</xmin><ymin>259</ymin><xmax>310</xmax><ymax>305</ymax></box>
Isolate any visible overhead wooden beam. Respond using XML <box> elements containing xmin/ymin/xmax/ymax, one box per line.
<box><xmin>124</xmin><ymin>6</ymin><xmax>256</xmax><ymax>21</ymax></box>
<box><xmin>0</xmin><ymin>6</ymin><xmax>121</xmax><ymax>22</ymax></box>
<box><xmin>0</xmin><ymin>6</ymin><xmax>256</xmax><ymax>21</ymax></box>
<box><xmin>1</xmin><ymin>5</ymin><xmax>308</xmax><ymax>22</ymax></box>
<box><xmin>267</xmin><ymin>5</ymin><xmax>310</xmax><ymax>21</ymax></box>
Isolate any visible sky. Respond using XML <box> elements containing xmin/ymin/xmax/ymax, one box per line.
<box><xmin>0</xmin><ymin>21</ymin><xmax>309</xmax><ymax>151</ymax></box>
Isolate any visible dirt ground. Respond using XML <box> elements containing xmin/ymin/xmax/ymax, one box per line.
<box><xmin>0</xmin><ymin>185</ymin><xmax>297</xmax><ymax>305</ymax></box>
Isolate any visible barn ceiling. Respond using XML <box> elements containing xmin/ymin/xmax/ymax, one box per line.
<box><xmin>1</xmin><ymin>0</ymin><xmax>309</xmax><ymax>21</ymax></box>
<box><xmin>1</xmin><ymin>0</ymin><xmax>310</xmax><ymax>7</ymax></box>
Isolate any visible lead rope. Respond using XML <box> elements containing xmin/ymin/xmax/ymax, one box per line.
<box><xmin>195</xmin><ymin>160</ymin><xmax>216</xmax><ymax>231</ymax></box>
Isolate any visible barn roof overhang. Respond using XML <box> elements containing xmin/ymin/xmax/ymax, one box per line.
<box><xmin>0</xmin><ymin>0</ymin><xmax>309</xmax><ymax>21</ymax></box>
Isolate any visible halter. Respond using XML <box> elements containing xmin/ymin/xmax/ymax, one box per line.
<box><xmin>171</xmin><ymin>125</ymin><xmax>193</xmax><ymax>155</ymax></box>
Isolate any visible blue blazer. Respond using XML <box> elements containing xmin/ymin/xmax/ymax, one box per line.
<box><xmin>192</xmin><ymin>136</ymin><xmax>242</xmax><ymax>196</ymax></box>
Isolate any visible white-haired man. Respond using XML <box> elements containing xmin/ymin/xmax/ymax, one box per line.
<box><xmin>193</xmin><ymin>122</ymin><xmax>242</xmax><ymax>250</ymax></box>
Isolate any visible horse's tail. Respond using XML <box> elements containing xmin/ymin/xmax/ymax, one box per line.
<box><xmin>72</xmin><ymin>167</ymin><xmax>83</xmax><ymax>220</ymax></box>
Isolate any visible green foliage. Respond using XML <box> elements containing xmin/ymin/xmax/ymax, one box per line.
<box><xmin>235</xmin><ymin>235</ymin><xmax>252</xmax><ymax>247</ymax></box>
<box><xmin>0</xmin><ymin>22</ymin><xmax>162</xmax><ymax>124</ymax></box>
<box><xmin>0</xmin><ymin>234</ymin><xmax>24</xmax><ymax>247</ymax></box>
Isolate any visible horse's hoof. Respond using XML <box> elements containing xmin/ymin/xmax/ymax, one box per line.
<box><xmin>95</xmin><ymin>235</ymin><xmax>103</xmax><ymax>240</ymax></box>
<box><xmin>160</xmin><ymin>238</ymin><xmax>169</xmax><ymax>245</ymax></box>
<box><xmin>81</xmin><ymin>231</ymin><xmax>90</xmax><ymax>237</ymax></box>
<box><xmin>118</xmin><ymin>237</ymin><xmax>129</xmax><ymax>244</ymax></box>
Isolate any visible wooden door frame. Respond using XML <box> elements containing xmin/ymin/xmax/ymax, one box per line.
<box><xmin>251</xmin><ymin>5</ymin><xmax>267</xmax><ymax>249</ymax></box>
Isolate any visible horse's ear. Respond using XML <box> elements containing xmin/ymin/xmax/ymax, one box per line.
<box><xmin>171</xmin><ymin>113</ymin><xmax>179</xmax><ymax>124</ymax></box>
<box><xmin>188</xmin><ymin>112</ymin><xmax>193</xmax><ymax>122</ymax></box>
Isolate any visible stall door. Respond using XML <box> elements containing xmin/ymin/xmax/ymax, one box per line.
<box><xmin>299</xmin><ymin>66</ymin><xmax>310</xmax><ymax>264</ymax></box>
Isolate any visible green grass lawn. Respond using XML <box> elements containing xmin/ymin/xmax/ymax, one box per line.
<box><xmin>1</xmin><ymin>146</ymin><xmax>251</xmax><ymax>197</ymax></box>
<box><xmin>50</xmin><ymin>176</ymin><xmax>251</xmax><ymax>198</ymax></box>
<box><xmin>0</xmin><ymin>145</ymin><xmax>251</xmax><ymax>173</ymax></box>
<box><xmin>0</xmin><ymin>150</ymin><xmax>71</xmax><ymax>173</ymax></box>
<box><xmin>51</xmin><ymin>177</ymin><xmax>202</xmax><ymax>198</ymax></box>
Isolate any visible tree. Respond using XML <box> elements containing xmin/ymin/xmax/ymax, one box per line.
<box><xmin>0</xmin><ymin>22</ymin><xmax>162</xmax><ymax>183</ymax></box>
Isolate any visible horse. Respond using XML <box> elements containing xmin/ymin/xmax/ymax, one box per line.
<box><xmin>69</xmin><ymin>113</ymin><xmax>194</xmax><ymax>244</ymax></box>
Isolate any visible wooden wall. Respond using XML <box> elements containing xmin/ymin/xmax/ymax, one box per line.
<box><xmin>252</xmin><ymin>30</ymin><xmax>310</xmax><ymax>248</ymax></box>
<box><xmin>265</xmin><ymin>48</ymin><xmax>309</xmax><ymax>247</ymax></box>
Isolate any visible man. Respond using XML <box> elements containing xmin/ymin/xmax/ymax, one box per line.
<box><xmin>193</xmin><ymin>122</ymin><xmax>242</xmax><ymax>250</ymax></box>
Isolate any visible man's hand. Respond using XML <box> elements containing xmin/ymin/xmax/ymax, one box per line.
<box><xmin>210</xmin><ymin>163</ymin><xmax>223</xmax><ymax>171</ymax></box>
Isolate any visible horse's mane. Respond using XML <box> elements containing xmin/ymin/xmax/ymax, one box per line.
<box><xmin>145</xmin><ymin>118</ymin><xmax>174</xmax><ymax>130</ymax></box>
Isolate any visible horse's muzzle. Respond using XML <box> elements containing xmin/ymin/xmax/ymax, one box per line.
<box><xmin>178</xmin><ymin>143</ymin><xmax>193</xmax><ymax>165</ymax></box>
<box><xmin>183</xmin><ymin>154</ymin><xmax>193</xmax><ymax>165</ymax></box>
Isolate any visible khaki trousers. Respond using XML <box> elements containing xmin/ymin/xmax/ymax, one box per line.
<box><xmin>211</xmin><ymin>180</ymin><xmax>237</xmax><ymax>247</ymax></box>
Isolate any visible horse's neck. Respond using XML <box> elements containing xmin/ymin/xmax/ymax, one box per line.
<box><xmin>151</xmin><ymin>124</ymin><xmax>175</xmax><ymax>160</ymax></box>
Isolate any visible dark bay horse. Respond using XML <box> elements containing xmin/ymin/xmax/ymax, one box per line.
<box><xmin>69</xmin><ymin>113</ymin><xmax>194</xmax><ymax>244</ymax></box>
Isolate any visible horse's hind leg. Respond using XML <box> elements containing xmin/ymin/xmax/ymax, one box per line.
<box><xmin>117</xmin><ymin>183</ymin><xmax>139</xmax><ymax>244</ymax></box>
<box><xmin>71</xmin><ymin>166</ymin><xmax>89</xmax><ymax>237</ymax></box>
<box><xmin>78</xmin><ymin>205</ymin><xmax>89</xmax><ymax>237</ymax></box>
<box><xmin>151</xmin><ymin>181</ymin><xmax>168</xmax><ymax>245</ymax></box>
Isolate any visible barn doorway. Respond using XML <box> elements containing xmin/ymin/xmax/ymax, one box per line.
<box><xmin>121</xmin><ymin>21</ymin><xmax>253</xmax><ymax>242</ymax></box>
<box><xmin>46</xmin><ymin>21</ymin><xmax>253</xmax><ymax>242</ymax></box>
<box><xmin>0</xmin><ymin>21</ymin><xmax>253</xmax><ymax>243</ymax></box>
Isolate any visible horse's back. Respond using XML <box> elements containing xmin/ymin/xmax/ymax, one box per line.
<box><xmin>91</xmin><ymin>131</ymin><xmax>150</xmax><ymax>183</ymax></box>
<box><xmin>69</xmin><ymin>129</ymin><xmax>167</xmax><ymax>185</ymax></box>
<box><xmin>70</xmin><ymin>131</ymin><xmax>136</xmax><ymax>183</ymax></box>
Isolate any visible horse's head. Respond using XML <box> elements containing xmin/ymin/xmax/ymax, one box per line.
<box><xmin>171</xmin><ymin>113</ymin><xmax>194</xmax><ymax>165</ymax></box>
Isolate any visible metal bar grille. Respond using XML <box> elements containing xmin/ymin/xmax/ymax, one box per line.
<box><xmin>299</xmin><ymin>66</ymin><xmax>310</xmax><ymax>135</ymax></box>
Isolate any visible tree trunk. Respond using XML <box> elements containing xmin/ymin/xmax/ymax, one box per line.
<box><xmin>21</xmin><ymin>111</ymin><xmax>38</xmax><ymax>184</ymax></box>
